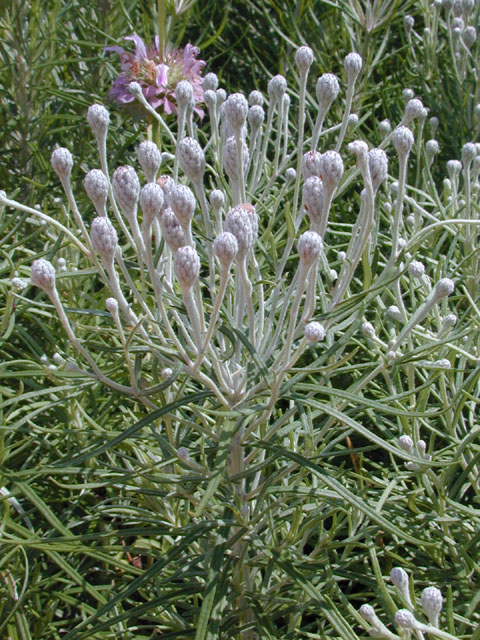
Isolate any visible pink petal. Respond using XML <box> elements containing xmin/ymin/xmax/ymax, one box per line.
<box><xmin>125</xmin><ymin>33</ymin><xmax>147</xmax><ymax>59</ymax></box>
<box><xmin>156</xmin><ymin>64</ymin><xmax>169</xmax><ymax>88</ymax></box>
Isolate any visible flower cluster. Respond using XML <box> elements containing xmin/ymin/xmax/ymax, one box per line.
<box><xmin>105</xmin><ymin>34</ymin><xmax>205</xmax><ymax>116</ymax></box>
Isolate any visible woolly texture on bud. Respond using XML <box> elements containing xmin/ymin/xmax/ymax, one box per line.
<box><xmin>204</xmin><ymin>90</ymin><xmax>216</xmax><ymax>111</ymax></box>
<box><xmin>302</xmin><ymin>151</ymin><xmax>322</xmax><ymax>179</ymax></box>
<box><xmin>161</xmin><ymin>208</ymin><xmax>186</xmax><ymax>251</ymax></box>
<box><xmin>171</xmin><ymin>184</ymin><xmax>196</xmax><ymax>228</ymax></box>
<box><xmin>285</xmin><ymin>168</ymin><xmax>296</xmax><ymax>183</ymax></box>
<box><xmin>140</xmin><ymin>183</ymin><xmax>164</xmax><ymax>226</ymax></box>
<box><xmin>138</xmin><ymin>141</ymin><xmax>162</xmax><ymax>183</ymax></box>
<box><xmin>223</xmin><ymin>136</ymin><xmax>249</xmax><ymax>180</ymax></box>
<box><xmin>344</xmin><ymin>52</ymin><xmax>362</xmax><ymax>83</ymax></box>
<box><xmin>203</xmin><ymin>72</ymin><xmax>218</xmax><ymax>92</ymax></box>
<box><xmin>462</xmin><ymin>25</ymin><xmax>476</xmax><ymax>48</ymax></box>
<box><xmin>84</xmin><ymin>169</ymin><xmax>108</xmax><ymax>216</ymax></box>
<box><xmin>90</xmin><ymin>216</ymin><xmax>118</xmax><ymax>265</ymax></box>
<box><xmin>210</xmin><ymin>189</ymin><xmax>225</xmax><ymax>211</ymax></box>
<box><xmin>462</xmin><ymin>142</ymin><xmax>476</xmax><ymax>165</ymax></box>
<box><xmin>361</xmin><ymin>321</ymin><xmax>375</xmax><ymax>339</ymax></box>
<box><xmin>31</xmin><ymin>259</ymin><xmax>56</xmax><ymax>294</ymax></box>
<box><xmin>316</xmin><ymin>74</ymin><xmax>340</xmax><ymax>111</ymax></box>
<box><xmin>268</xmin><ymin>74</ymin><xmax>287</xmax><ymax>103</ymax></box>
<box><xmin>319</xmin><ymin>151</ymin><xmax>344</xmax><ymax>191</ymax></box>
<box><xmin>398</xmin><ymin>435</ymin><xmax>414</xmax><ymax>453</ymax></box>
<box><xmin>214</xmin><ymin>231</ymin><xmax>238</xmax><ymax>267</ymax></box>
<box><xmin>224</xmin><ymin>204</ymin><xmax>257</xmax><ymax>258</ymax></box>
<box><xmin>178</xmin><ymin>137</ymin><xmax>205</xmax><ymax>181</ymax></box>
<box><xmin>404</xmin><ymin>15</ymin><xmax>414</xmax><ymax>32</ymax></box>
<box><xmin>174</xmin><ymin>246</ymin><xmax>200</xmax><ymax>288</ymax></box>
<box><xmin>393</xmin><ymin>126</ymin><xmax>414</xmax><ymax>156</ymax></box>
<box><xmin>157</xmin><ymin>175</ymin><xmax>175</xmax><ymax>210</ymax></box>
<box><xmin>297</xmin><ymin>231</ymin><xmax>323</xmax><ymax>267</ymax></box>
<box><xmin>408</xmin><ymin>260</ymin><xmax>425</xmax><ymax>278</ymax></box>
<box><xmin>249</xmin><ymin>90</ymin><xmax>264</xmax><ymax>106</ymax></box>
<box><xmin>51</xmin><ymin>148</ymin><xmax>73</xmax><ymax>182</ymax></box>
<box><xmin>434</xmin><ymin>278</ymin><xmax>454</xmax><ymax>298</ymax></box>
<box><xmin>305</xmin><ymin>321</ymin><xmax>325</xmax><ymax>343</ymax></box>
<box><xmin>105</xmin><ymin>297</ymin><xmax>119</xmax><ymax>314</ymax></box>
<box><xmin>421</xmin><ymin>586</ymin><xmax>443</xmax><ymax>626</ymax></box>
<box><xmin>303</xmin><ymin>176</ymin><xmax>324</xmax><ymax>224</ymax></box>
<box><xmin>224</xmin><ymin>93</ymin><xmax>249</xmax><ymax>132</ymax></box>
<box><xmin>404</xmin><ymin>98</ymin><xmax>424</xmax><ymax>123</ymax></box>
<box><xmin>379</xmin><ymin>120</ymin><xmax>391</xmax><ymax>136</ymax></box>
<box><xmin>87</xmin><ymin>104</ymin><xmax>109</xmax><ymax>136</ymax></box>
<box><xmin>112</xmin><ymin>166</ymin><xmax>140</xmax><ymax>217</ymax></box>
<box><xmin>395</xmin><ymin>609</ymin><xmax>417</xmax><ymax>630</ymax></box>
<box><xmin>175</xmin><ymin>80</ymin><xmax>194</xmax><ymax>107</ymax></box>
<box><xmin>295</xmin><ymin>46</ymin><xmax>314</xmax><ymax>74</ymax></box>
<box><xmin>248</xmin><ymin>105</ymin><xmax>265</xmax><ymax>129</ymax></box>
<box><xmin>368</xmin><ymin>148</ymin><xmax>388</xmax><ymax>193</ymax></box>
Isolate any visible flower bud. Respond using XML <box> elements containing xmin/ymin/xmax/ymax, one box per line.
<box><xmin>112</xmin><ymin>165</ymin><xmax>140</xmax><ymax>217</ymax></box>
<box><xmin>248</xmin><ymin>90</ymin><xmax>264</xmax><ymax>106</ymax></box>
<box><xmin>395</xmin><ymin>609</ymin><xmax>418</xmax><ymax>630</ymax></box>
<box><xmin>31</xmin><ymin>259</ymin><xmax>56</xmax><ymax>294</ymax></box>
<box><xmin>174</xmin><ymin>245</ymin><xmax>200</xmax><ymax>288</ymax></box>
<box><xmin>344</xmin><ymin>52</ymin><xmax>362</xmax><ymax>84</ymax></box>
<box><xmin>203</xmin><ymin>72</ymin><xmax>218</xmax><ymax>92</ymax></box>
<box><xmin>178</xmin><ymin>137</ymin><xmax>205</xmax><ymax>182</ymax></box>
<box><xmin>138</xmin><ymin>140</ymin><xmax>162</xmax><ymax>183</ymax></box>
<box><xmin>408</xmin><ymin>260</ymin><xmax>425</xmax><ymax>278</ymax></box>
<box><xmin>86</xmin><ymin>104</ymin><xmax>109</xmax><ymax>137</ymax></box>
<box><xmin>390</xmin><ymin>567</ymin><xmax>412</xmax><ymax>606</ymax></box>
<box><xmin>128</xmin><ymin>81</ymin><xmax>143</xmax><ymax>99</ymax></box>
<box><xmin>316</xmin><ymin>74</ymin><xmax>340</xmax><ymax>112</ymax></box>
<box><xmin>426</xmin><ymin>139</ymin><xmax>440</xmax><ymax>165</ymax></box>
<box><xmin>361</xmin><ymin>321</ymin><xmax>375</xmax><ymax>339</ymax></box>
<box><xmin>387</xmin><ymin>305</ymin><xmax>403</xmax><ymax>322</ymax></box>
<box><xmin>368</xmin><ymin>148</ymin><xmax>388</xmax><ymax>193</ymax></box>
<box><xmin>105</xmin><ymin>297</ymin><xmax>119</xmax><ymax>314</ymax></box>
<box><xmin>51</xmin><ymin>148</ymin><xmax>73</xmax><ymax>182</ymax></box>
<box><xmin>404</xmin><ymin>15</ymin><xmax>414</xmax><ymax>33</ymax></box>
<box><xmin>223</xmin><ymin>136</ymin><xmax>249</xmax><ymax>180</ymax></box>
<box><xmin>161</xmin><ymin>367</ymin><xmax>173</xmax><ymax>379</ymax></box>
<box><xmin>402</xmin><ymin>88</ymin><xmax>414</xmax><ymax>103</ymax></box>
<box><xmin>393</xmin><ymin>126</ymin><xmax>414</xmax><ymax>156</ymax></box>
<box><xmin>204</xmin><ymin>89</ymin><xmax>216</xmax><ymax>111</ymax></box>
<box><xmin>398</xmin><ymin>434</ymin><xmax>414</xmax><ymax>453</ymax></box>
<box><xmin>295</xmin><ymin>46</ymin><xmax>314</xmax><ymax>74</ymax></box>
<box><xmin>319</xmin><ymin>150</ymin><xmax>344</xmax><ymax>192</ymax></box>
<box><xmin>302</xmin><ymin>150</ymin><xmax>322</xmax><ymax>179</ymax></box>
<box><xmin>161</xmin><ymin>208</ymin><xmax>186</xmax><ymax>252</ymax></box>
<box><xmin>441</xmin><ymin>313</ymin><xmax>457</xmax><ymax>330</ymax></box>
<box><xmin>210</xmin><ymin>189</ymin><xmax>225</xmax><ymax>212</ymax></box>
<box><xmin>216</xmin><ymin>87</ymin><xmax>226</xmax><ymax>105</ymax></box>
<box><xmin>84</xmin><ymin>169</ymin><xmax>108</xmax><ymax>216</ymax></box>
<box><xmin>421</xmin><ymin>586</ymin><xmax>442</xmax><ymax>626</ymax></box>
<box><xmin>297</xmin><ymin>231</ymin><xmax>323</xmax><ymax>267</ymax></box>
<box><xmin>404</xmin><ymin>98</ymin><xmax>424</xmax><ymax>124</ymax></box>
<box><xmin>462</xmin><ymin>142</ymin><xmax>476</xmax><ymax>166</ymax></box>
<box><xmin>214</xmin><ymin>231</ymin><xmax>238</xmax><ymax>268</ymax></box>
<box><xmin>248</xmin><ymin>105</ymin><xmax>265</xmax><ymax>130</ymax></box>
<box><xmin>224</xmin><ymin>204</ymin><xmax>257</xmax><ymax>258</ymax></box>
<box><xmin>285</xmin><ymin>168</ymin><xmax>296</xmax><ymax>183</ymax></box>
<box><xmin>140</xmin><ymin>183</ymin><xmax>164</xmax><ymax>227</ymax></box>
<box><xmin>175</xmin><ymin>80</ymin><xmax>193</xmax><ymax>108</ymax></box>
<box><xmin>224</xmin><ymin>93</ymin><xmax>248</xmax><ymax>132</ymax></box>
<box><xmin>157</xmin><ymin>174</ymin><xmax>175</xmax><ymax>209</ymax></box>
<box><xmin>268</xmin><ymin>74</ymin><xmax>287</xmax><ymax>103</ymax></box>
<box><xmin>305</xmin><ymin>321</ymin><xmax>325</xmax><ymax>343</ymax></box>
<box><xmin>434</xmin><ymin>277</ymin><xmax>454</xmax><ymax>298</ymax></box>
<box><xmin>171</xmin><ymin>184</ymin><xmax>196</xmax><ymax>228</ymax></box>
<box><xmin>303</xmin><ymin>176</ymin><xmax>324</xmax><ymax>224</ymax></box>
<box><xmin>11</xmin><ymin>277</ymin><xmax>26</xmax><ymax>290</ymax></box>
<box><xmin>90</xmin><ymin>216</ymin><xmax>118</xmax><ymax>265</ymax></box>
<box><xmin>379</xmin><ymin>119</ymin><xmax>391</xmax><ymax>137</ymax></box>
<box><xmin>447</xmin><ymin>159</ymin><xmax>462</xmax><ymax>182</ymax></box>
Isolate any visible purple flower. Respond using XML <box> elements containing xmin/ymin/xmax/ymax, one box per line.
<box><xmin>104</xmin><ymin>34</ymin><xmax>206</xmax><ymax>117</ymax></box>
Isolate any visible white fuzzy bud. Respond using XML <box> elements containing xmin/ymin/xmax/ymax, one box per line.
<box><xmin>305</xmin><ymin>321</ymin><xmax>326</xmax><ymax>343</ymax></box>
<box><xmin>390</xmin><ymin>568</ymin><xmax>412</xmax><ymax>606</ymax></box>
<box><xmin>426</xmin><ymin>139</ymin><xmax>440</xmax><ymax>164</ymax></box>
<box><xmin>31</xmin><ymin>259</ymin><xmax>56</xmax><ymax>294</ymax></box>
<box><xmin>175</xmin><ymin>80</ymin><xmax>193</xmax><ymax>108</ymax></box>
<box><xmin>140</xmin><ymin>183</ymin><xmax>164</xmax><ymax>227</ymax></box>
<box><xmin>86</xmin><ymin>104</ymin><xmax>109</xmax><ymax>137</ymax></box>
<box><xmin>204</xmin><ymin>89</ymin><xmax>216</xmax><ymax>111</ymax></box>
<box><xmin>224</xmin><ymin>204</ymin><xmax>257</xmax><ymax>258</ymax></box>
<box><xmin>174</xmin><ymin>245</ymin><xmax>200</xmax><ymax>288</ymax></box>
<box><xmin>406</xmin><ymin>214</ymin><xmax>415</xmax><ymax>227</ymax></box>
<box><xmin>337</xmin><ymin>250</ymin><xmax>346</xmax><ymax>261</ymax></box>
<box><xmin>379</xmin><ymin>119</ymin><xmax>391</xmax><ymax>137</ymax></box>
<box><xmin>138</xmin><ymin>141</ymin><xmax>162</xmax><ymax>183</ymax></box>
<box><xmin>216</xmin><ymin>88</ymin><xmax>226</xmax><ymax>105</ymax></box>
<box><xmin>359</xmin><ymin>604</ymin><xmax>384</xmax><ymax>629</ymax></box>
<box><xmin>430</xmin><ymin>116</ymin><xmax>439</xmax><ymax>134</ymax></box>
<box><xmin>408</xmin><ymin>260</ymin><xmax>425</xmax><ymax>278</ymax></box>
<box><xmin>128</xmin><ymin>81</ymin><xmax>143</xmax><ymax>99</ymax></box>
<box><xmin>404</xmin><ymin>98</ymin><xmax>424</xmax><ymax>124</ymax></box>
<box><xmin>203</xmin><ymin>72</ymin><xmax>218</xmax><ymax>92</ymax></box>
<box><xmin>442</xmin><ymin>313</ymin><xmax>457</xmax><ymax>330</ymax></box>
<box><xmin>447</xmin><ymin>159</ymin><xmax>462</xmax><ymax>182</ymax></box>
<box><xmin>462</xmin><ymin>25</ymin><xmax>476</xmax><ymax>47</ymax></box>
<box><xmin>462</xmin><ymin>142</ymin><xmax>476</xmax><ymax>166</ymax></box>
<box><xmin>223</xmin><ymin>136</ymin><xmax>249</xmax><ymax>180</ymax></box>
<box><xmin>316</xmin><ymin>74</ymin><xmax>340</xmax><ymax>112</ymax></box>
<box><xmin>402</xmin><ymin>88</ymin><xmax>414</xmax><ymax>103</ymax></box>
<box><xmin>267</xmin><ymin>74</ymin><xmax>287</xmax><ymax>103</ymax></box>
<box><xmin>393</xmin><ymin>126</ymin><xmax>414</xmax><ymax>156</ymax></box>
<box><xmin>344</xmin><ymin>52</ymin><xmax>362</xmax><ymax>84</ymax></box>
<box><xmin>161</xmin><ymin>208</ymin><xmax>186</xmax><ymax>251</ymax></box>
<box><xmin>368</xmin><ymin>148</ymin><xmax>388</xmax><ymax>193</ymax></box>
<box><xmin>161</xmin><ymin>367</ymin><xmax>173</xmax><ymax>379</ymax></box>
<box><xmin>329</xmin><ymin>268</ymin><xmax>338</xmax><ymax>281</ymax></box>
<box><xmin>157</xmin><ymin>175</ymin><xmax>175</xmax><ymax>210</ymax></box>
<box><xmin>404</xmin><ymin>15</ymin><xmax>415</xmax><ymax>33</ymax></box>
<box><xmin>210</xmin><ymin>189</ymin><xmax>225</xmax><ymax>212</ymax></box>
<box><xmin>248</xmin><ymin>90</ymin><xmax>264</xmax><ymax>106</ymax></box>
<box><xmin>295</xmin><ymin>46</ymin><xmax>314</xmax><ymax>74</ymax></box>
<box><xmin>398</xmin><ymin>435</ymin><xmax>414</xmax><ymax>453</ymax></box>
<box><xmin>421</xmin><ymin>586</ymin><xmax>443</xmax><ymax>626</ymax></box>
<box><xmin>84</xmin><ymin>169</ymin><xmax>108</xmax><ymax>216</ymax></box>
<box><xmin>224</xmin><ymin>93</ymin><xmax>248</xmax><ymax>132</ymax></box>
<box><xmin>112</xmin><ymin>166</ymin><xmax>140</xmax><ymax>217</ymax></box>
<box><xmin>387</xmin><ymin>305</ymin><xmax>403</xmax><ymax>322</ymax></box>
<box><xmin>302</xmin><ymin>150</ymin><xmax>322</xmax><ymax>179</ymax></box>
<box><xmin>433</xmin><ymin>358</ymin><xmax>451</xmax><ymax>369</ymax></box>
<box><xmin>178</xmin><ymin>137</ymin><xmax>205</xmax><ymax>181</ymax></box>
<box><xmin>50</xmin><ymin>148</ymin><xmax>73</xmax><ymax>182</ymax></box>
<box><xmin>303</xmin><ymin>176</ymin><xmax>324</xmax><ymax>224</ymax></box>
<box><xmin>248</xmin><ymin>105</ymin><xmax>265</xmax><ymax>130</ymax></box>
<box><xmin>348</xmin><ymin>113</ymin><xmax>359</xmax><ymax>127</ymax></box>
<box><xmin>105</xmin><ymin>297</ymin><xmax>119</xmax><ymax>314</ymax></box>
<box><xmin>11</xmin><ymin>277</ymin><xmax>27</xmax><ymax>290</ymax></box>
<box><xmin>171</xmin><ymin>184</ymin><xmax>196</xmax><ymax>228</ymax></box>
<box><xmin>361</xmin><ymin>321</ymin><xmax>375</xmax><ymax>339</ymax></box>
<box><xmin>395</xmin><ymin>609</ymin><xmax>418</xmax><ymax>630</ymax></box>
<box><xmin>214</xmin><ymin>231</ymin><xmax>238</xmax><ymax>268</ymax></box>
<box><xmin>319</xmin><ymin>150</ymin><xmax>344</xmax><ymax>192</ymax></box>
<box><xmin>297</xmin><ymin>231</ymin><xmax>323</xmax><ymax>267</ymax></box>
<box><xmin>90</xmin><ymin>216</ymin><xmax>118</xmax><ymax>265</ymax></box>
<box><xmin>434</xmin><ymin>277</ymin><xmax>454</xmax><ymax>298</ymax></box>
<box><xmin>285</xmin><ymin>168</ymin><xmax>296</xmax><ymax>183</ymax></box>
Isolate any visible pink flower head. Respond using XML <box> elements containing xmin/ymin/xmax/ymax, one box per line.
<box><xmin>104</xmin><ymin>34</ymin><xmax>206</xmax><ymax>117</ymax></box>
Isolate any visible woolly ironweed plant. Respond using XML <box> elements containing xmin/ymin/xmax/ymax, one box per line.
<box><xmin>3</xmin><ymin>35</ymin><xmax>480</xmax><ymax>640</ymax></box>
